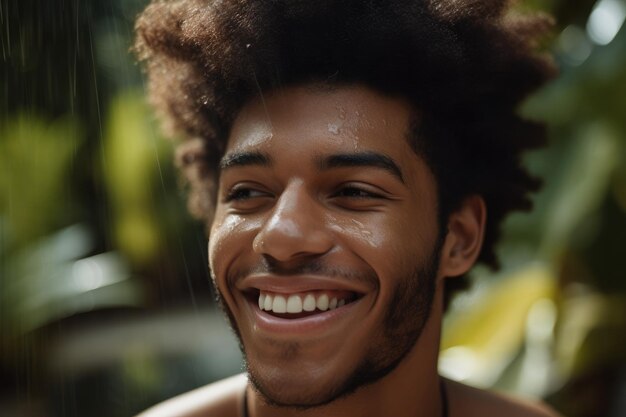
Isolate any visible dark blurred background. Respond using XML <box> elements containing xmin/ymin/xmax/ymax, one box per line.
<box><xmin>1</xmin><ymin>1</ymin><xmax>625</xmax><ymax>416</ymax></box>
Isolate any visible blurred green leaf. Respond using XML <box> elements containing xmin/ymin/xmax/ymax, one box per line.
<box><xmin>103</xmin><ymin>91</ymin><xmax>169</xmax><ymax>265</ymax></box>
<box><xmin>1</xmin><ymin>225</ymin><xmax>144</xmax><ymax>338</ymax></box>
<box><xmin>441</xmin><ymin>264</ymin><xmax>556</xmax><ymax>386</ymax></box>
<box><xmin>0</xmin><ymin>114</ymin><xmax>82</xmax><ymax>249</ymax></box>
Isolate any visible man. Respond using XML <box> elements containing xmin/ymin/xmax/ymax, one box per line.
<box><xmin>134</xmin><ymin>0</ymin><xmax>561</xmax><ymax>416</ymax></box>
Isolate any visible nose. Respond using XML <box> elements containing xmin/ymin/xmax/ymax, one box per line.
<box><xmin>253</xmin><ymin>181</ymin><xmax>333</xmax><ymax>262</ymax></box>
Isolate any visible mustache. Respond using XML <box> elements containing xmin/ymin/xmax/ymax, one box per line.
<box><xmin>227</xmin><ymin>256</ymin><xmax>379</xmax><ymax>288</ymax></box>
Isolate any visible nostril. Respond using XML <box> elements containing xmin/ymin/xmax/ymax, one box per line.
<box><xmin>253</xmin><ymin>227</ymin><xmax>334</xmax><ymax>261</ymax></box>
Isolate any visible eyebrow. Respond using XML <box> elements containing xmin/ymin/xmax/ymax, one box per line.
<box><xmin>317</xmin><ymin>152</ymin><xmax>405</xmax><ymax>183</ymax></box>
<box><xmin>219</xmin><ymin>151</ymin><xmax>271</xmax><ymax>170</ymax></box>
<box><xmin>219</xmin><ymin>150</ymin><xmax>404</xmax><ymax>183</ymax></box>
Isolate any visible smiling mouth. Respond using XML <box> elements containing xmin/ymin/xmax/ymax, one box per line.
<box><xmin>247</xmin><ymin>289</ymin><xmax>360</xmax><ymax>319</ymax></box>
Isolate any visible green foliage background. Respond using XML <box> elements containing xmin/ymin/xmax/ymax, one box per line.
<box><xmin>1</xmin><ymin>1</ymin><xmax>625</xmax><ymax>416</ymax></box>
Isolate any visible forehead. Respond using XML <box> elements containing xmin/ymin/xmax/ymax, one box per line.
<box><xmin>226</xmin><ymin>84</ymin><xmax>417</xmax><ymax>159</ymax></box>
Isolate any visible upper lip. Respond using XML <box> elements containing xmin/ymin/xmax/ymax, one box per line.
<box><xmin>235</xmin><ymin>274</ymin><xmax>373</xmax><ymax>295</ymax></box>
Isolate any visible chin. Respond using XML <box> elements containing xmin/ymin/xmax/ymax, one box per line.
<box><xmin>247</xmin><ymin>362</ymin><xmax>354</xmax><ymax>409</ymax></box>
<box><xmin>246</xmin><ymin>347</ymin><xmax>407</xmax><ymax>409</ymax></box>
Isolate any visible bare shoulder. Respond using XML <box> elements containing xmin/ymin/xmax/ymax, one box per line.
<box><xmin>135</xmin><ymin>373</ymin><xmax>247</xmax><ymax>417</ymax></box>
<box><xmin>445</xmin><ymin>379</ymin><xmax>563</xmax><ymax>417</ymax></box>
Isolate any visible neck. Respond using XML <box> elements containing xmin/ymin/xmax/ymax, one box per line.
<box><xmin>247</xmin><ymin>285</ymin><xmax>446</xmax><ymax>417</ymax></box>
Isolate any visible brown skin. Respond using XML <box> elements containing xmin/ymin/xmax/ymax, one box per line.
<box><xmin>137</xmin><ymin>85</ymin><xmax>561</xmax><ymax>417</ymax></box>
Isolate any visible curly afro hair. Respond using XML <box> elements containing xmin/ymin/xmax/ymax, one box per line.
<box><xmin>134</xmin><ymin>0</ymin><xmax>556</xmax><ymax>299</ymax></box>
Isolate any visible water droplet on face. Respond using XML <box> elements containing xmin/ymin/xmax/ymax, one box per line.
<box><xmin>349</xmin><ymin>219</ymin><xmax>376</xmax><ymax>246</ymax></box>
<box><xmin>351</xmin><ymin>219</ymin><xmax>364</xmax><ymax>227</ymax></box>
<box><xmin>338</xmin><ymin>107</ymin><xmax>346</xmax><ymax>120</ymax></box>
<box><xmin>328</xmin><ymin>123</ymin><xmax>340</xmax><ymax>135</ymax></box>
<box><xmin>219</xmin><ymin>216</ymin><xmax>244</xmax><ymax>234</ymax></box>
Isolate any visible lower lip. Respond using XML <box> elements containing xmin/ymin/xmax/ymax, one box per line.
<box><xmin>245</xmin><ymin>296</ymin><xmax>364</xmax><ymax>335</ymax></box>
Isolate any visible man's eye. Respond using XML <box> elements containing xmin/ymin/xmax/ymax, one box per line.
<box><xmin>224</xmin><ymin>187</ymin><xmax>270</xmax><ymax>202</ymax></box>
<box><xmin>334</xmin><ymin>186</ymin><xmax>382</xmax><ymax>199</ymax></box>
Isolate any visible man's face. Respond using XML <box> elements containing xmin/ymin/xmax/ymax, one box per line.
<box><xmin>208</xmin><ymin>84</ymin><xmax>443</xmax><ymax>407</ymax></box>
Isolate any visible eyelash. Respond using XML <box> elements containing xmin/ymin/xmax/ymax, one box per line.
<box><xmin>224</xmin><ymin>187</ymin><xmax>269</xmax><ymax>202</ymax></box>
<box><xmin>222</xmin><ymin>184</ymin><xmax>385</xmax><ymax>204</ymax></box>
<box><xmin>333</xmin><ymin>186</ymin><xmax>383</xmax><ymax>199</ymax></box>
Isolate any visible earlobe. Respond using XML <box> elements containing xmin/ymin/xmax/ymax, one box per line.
<box><xmin>439</xmin><ymin>195</ymin><xmax>487</xmax><ymax>278</ymax></box>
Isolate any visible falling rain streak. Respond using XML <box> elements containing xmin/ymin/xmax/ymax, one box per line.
<box><xmin>1</xmin><ymin>1</ymin><xmax>626</xmax><ymax>417</ymax></box>
<box><xmin>1</xmin><ymin>1</ymin><xmax>241</xmax><ymax>416</ymax></box>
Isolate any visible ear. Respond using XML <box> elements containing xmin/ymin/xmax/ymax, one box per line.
<box><xmin>439</xmin><ymin>195</ymin><xmax>487</xmax><ymax>278</ymax></box>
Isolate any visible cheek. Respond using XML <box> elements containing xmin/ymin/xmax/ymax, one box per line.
<box><xmin>326</xmin><ymin>212</ymin><xmax>411</xmax><ymax>281</ymax></box>
<box><xmin>326</xmin><ymin>209</ymin><xmax>429</xmax><ymax>253</ymax></box>
<box><xmin>326</xmin><ymin>214</ymin><xmax>384</xmax><ymax>249</ymax></box>
<box><xmin>208</xmin><ymin>212</ymin><xmax>261</xmax><ymax>279</ymax></box>
<box><xmin>331</xmin><ymin>207</ymin><xmax>436</xmax><ymax>287</ymax></box>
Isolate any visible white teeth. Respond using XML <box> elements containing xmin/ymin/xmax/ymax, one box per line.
<box><xmin>286</xmin><ymin>295</ymin><xmax>303</xmax><ymax>313</ymax></box>
<box><xmin>317</xmin><ymin>294</ymin><xmax>329</xmax><ymax>311</ymax></box>
<box><xmin>303</xmin><ymin>294</ymin><xmax>316</xmax><ymax>312</ymax></box>
<box><xmin>258</xmin><ymin>292</ymin><xmax>351</xmax><ymax>313</ymax></box>
<box><xmin>272</xmin><ymin>295</ymin><xmax>287</xmax><ymax>313</ymax></box>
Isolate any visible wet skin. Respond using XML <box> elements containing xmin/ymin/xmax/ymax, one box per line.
<box><xmin>208</xmin><ymin>84</ymin><xmax>446</xmax><ymax>408</ymax></box>
<box><xmin>137</xmin><ymin>84</ymin><xmax>561</xmax><ymax>417</ymax></box>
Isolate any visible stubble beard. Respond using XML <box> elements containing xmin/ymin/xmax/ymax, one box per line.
<box><xmin>212</xmin><ymin>241</ymin><xmax>442</xmax><ymax>410</ymax></box>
